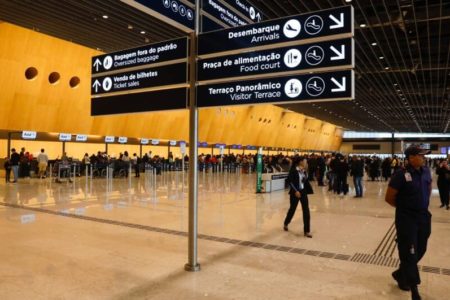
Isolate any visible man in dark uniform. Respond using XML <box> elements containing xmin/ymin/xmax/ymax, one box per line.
<box><xmin>385</xmin><ymin>145</ymin><xmax>432</xmax><ymax>300</ymax></box>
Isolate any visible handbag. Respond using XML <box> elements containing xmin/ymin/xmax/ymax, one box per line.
<box><xmin>304</xmin><ymin>180</ymin><xmax>314</xmax><ymax>195</ymax></box>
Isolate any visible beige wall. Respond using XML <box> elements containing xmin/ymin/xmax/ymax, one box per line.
<box><xmin>0</xmin><ymin>22</ymin><xmax>343</xmax><ymax>156</ymax></box>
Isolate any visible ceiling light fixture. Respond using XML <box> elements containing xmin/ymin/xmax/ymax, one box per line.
<box><xmin>379</xmin><ymin>56</ymin><xmax>384</xmax><ymax>59</ymax></box>
<box><xmin>102</xmin><ymin>15</ymin><xmax>108</xmax><ymax>19</ymax></box>
<box><xmin>360</xmin><ymin>23</ymin><xmax>366</xmax><ymax>28</ymax></box>
<box><xmin>372</xmin><ymin>42</ymin><xmax>377</xmax><ymax>46</ymax></box>
<box><xmin>140</xmin><ymin>30</ymin><xmax>146</xmax><ymax>34</ymax></box>
<box><xmin>385</xmin><ymin>67</ymin><xmax>390</xmax><ymax>70</ymax></box>
<box><xmin>128</xmin><ymin>24</ymin><xmax>133</xmax><ymax>30</ymax></box>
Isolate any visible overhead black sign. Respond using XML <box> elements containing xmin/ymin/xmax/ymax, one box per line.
<box><xmin>198</xmin><ymin>6</ymin><xmax>353</xmax><ymax>56</ymax></box>
<box><xmin>225</xmin><ymin>0</ymin><xmax>263</xmax><ymax>23</ymax></box>
<box><xmin>91</xmin><ymin>37</ymin><xmax>188</xmax><ymax>74</ymax></box>
<box><xmin>91</xmin><ymin>88</ymin><xmax>188</xmax><ymax>115</ymax></box>
<box><xmin>202</xmin><ymin>0</ymin><xmax>248</xmax><ymax>28</ymax></box>
<box><xmin>91</xmin><ymin>63</ymin><xmax>187</xmax><ymax>95</ymax></box>
<box><xmin>198</xmin><ymin>38</ymin><xmax>353</xmax><ymax>82</ymax></box>
<box><xmin>202</xmin><ymin>15</ymin><xmax>226</xmax><ymax>32</ymax></box>
<box><xmin>122</xmin><ymin>0</ymin><xmax>195</xmax><ymax>31</ymax></box>
<box><xmin>197</xmin><ymin>70</ymin><xmax>354</xmax><ymax>107</ymax></box>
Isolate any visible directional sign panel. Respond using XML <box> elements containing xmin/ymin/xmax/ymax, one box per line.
<box><xmin>226</xmin><ymin>0</ymin><xmax>263</xmax><ymax>23</ymax></box>
<box><xmin>202</xmin><ymin>0</ymin><xmax>248</xmax><ymax>27</ymax></box>
<box><xmin>197</xmin><ymin>70</ymin><xmax>354</xmax><ymax>107</ymax></box>
<box><xmin>202</xmin><ymin>15</ymin><xmax>226</xmax><ymax>32</ymax></box>
<box><xmin>91</xmin><ymin>37</ymin><xmax>188</xmax><ymax>74</ymax></box>
<box><xmin>198</xmin><ymin>6</ymin><xmax>353</xmax><ymax>56</ymax></box>
<box><xmin>121</xmin><ymin>0</ymin><xmax>195</xmax><ymax>32</ymax></box>
<box><xmin>91</xmin><ymin>63</ymin><xmax>187</xmax><ymax>95</ymax></box>
<box><xmin>198</xmin><ymin>38</ymin><xmax>353</xmax><ymax>82</ymax></box>
<box><xmin>91</xmin><ymin>88</ymin><xmax>188</xmax><ymax>115</ymax></box>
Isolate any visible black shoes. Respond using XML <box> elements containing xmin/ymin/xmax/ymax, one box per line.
<box><xmin>411</xmin><ymin>286</ymin><xmax>421</xmax><ymax>300</ymax></box>
<box><xmin>304</xmin><ymin>232</ymin><xmax>313</xmax><ymax>238</ymax></box>
<box><xmin>283</xmin><ymin>225</ymin><xmax>288</xmax><ymax>231</ymax></box>
<box><xmin>392</xmin><ymin>270</ymin><xmax>410</xmax><ymax>291</ymax></box>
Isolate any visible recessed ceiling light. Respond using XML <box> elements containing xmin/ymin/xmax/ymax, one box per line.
<box><xmin>379</xmin><ymin>56</ymin><xmax>384</xmax><ymax>59</ymax></box>
<box><xmin>102</xmin><ymin>15</ymin><xmax>108</xmax><ymax>19</ymax></box>
<box><xmin>385</xmin><ymin>67</ymin><xmax>390</xmax><ymax>70</ymax></box>
<box><xmin>345</xmin><ymin>0</ymin><xmax>352</xmax><ymax>2</ymax></box>
<box><xmin>140</xmin><ymin>30</ymin><xmax>146</xmax><ymax>34</ymax></box>
<box><xmin>128</xmin><ymin>24</ymin><xmax>133</xmax><ymax>30</ymax></box>
<box><xmin>372</xmin><ymin>42</ymin><xmax>377</xmax><ymax>46</ymax></box>
<box><xmin>360</xmin><ymin>23</ymin><xmax>366</xmax><ymax>28</ymax></box>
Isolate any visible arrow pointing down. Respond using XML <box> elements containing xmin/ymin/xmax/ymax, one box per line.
<box><xmin>92</xmin><ymin>80</ymin><xmax>101</xmax><ymax>93</ymax></box>
<box><xmin>329</xmin><ymin>13</ymin><xmax>344</xmax><ymax>29</ymax></box>
<box><xmin>330</xmin><ymin>45</ymin><xmax>345</xmax><ymax>60</ymax></box>
<box><xmin>93</xmin><ymin>58</ymin><xmax>102</xmax><ymax>72</ymax></box>
<box><xmin>331</xmin><ymin>77</ymin><xmax>346</xmax><ymax>92</ymax></box>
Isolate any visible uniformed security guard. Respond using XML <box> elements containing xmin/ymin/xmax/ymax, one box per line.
<box><xmin>385</xmin><ymin>145</ymin><xmax>432</xmax><ymax>300</ymax></box>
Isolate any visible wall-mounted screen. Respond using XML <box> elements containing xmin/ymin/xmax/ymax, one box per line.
<box><xmin>22</xmin><ymin>131</ymin><xmax>37</xmax><ymax>140</ymax></box>
<box><xmin>105</xmin><ymin>136</ymin><xmax>115</xmax><ymax>143</ymax></box>
<box><xmin>59</xmin><ymin>133</ymin><xmax>72</xmax><ymax>141</ymax></box>
<box><xmin>76</xmin><ymin>134</ymin><xmax>88</xmax><ymax>142</ymax></box>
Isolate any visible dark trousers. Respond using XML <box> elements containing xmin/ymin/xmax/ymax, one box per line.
<box><xmin>5</xmin><ymin>169</ymin><xmax>11</xmax><ymax>182</ymax></box>
<box><xmin>395</xmin><ymin>210</ymin><xmax>431</xmax><ymax>286</ymax></box>
<box><xmin>437</xmin><ymin>181</ymin><xmax>449</xmax><ymax>206</ymax></box>
<box><xmin>335</xmin><ymin>175</ymin><xmax>348</xmax><ymax>194</ymax></box>
<box><xmin>284</xmin><ymin>192</ymin><xmax>310</xmax><ymax>233</ymax></box>
<box><xmin>328</xmin><ymin>172</ymin><xmax>335</xmax><ymax>191</ymax></box>
<box><xmin>134</xmin><ymin>165</ymin><xmax>140</xmax><ymax>177</ymax></box>
<box><xmin>318</xmin><ymin>170</ymin><xmax>325</xmax><ymax>185</ymax></box>
<box><xmin>353</xmin><ymin>176</ymin><xmax>363</xmax><ymax>196</ymax></box>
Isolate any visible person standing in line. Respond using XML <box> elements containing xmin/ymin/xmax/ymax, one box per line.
<box><xmin>10</xmin><ymin>148</ymin><xmax>20</xmax><ymax>183</ymax></box>
<box><xmin>317</xmin><ymin>153</ymin><xmax>326</xmax><ymax>186</ymax></box>
<box><xmin>385</xmin><ymin>145</ymin><xmax>432</xmax><ymax>300</ymax></box>
<box><xmin>436</xmin><ymin>159</ymin><xmax>450</xmax><ymax>209</ymax></box>
<box><xmin>37</xmin><ymin>148</ymin><xmax>49</xmax><ymax>179</ymax></box>
<box><xmin>351</xmin><ymin>155</ymin><xmax>364</xmax><ymax>198</ymax></box>
<box><xmin>283</xmin><ymin>157</ymin><xmax>313</xmax><ymax>238</ymax></box>
<box><xmin>4</xmin><ymin>157</ymin><xmax>11</xmax><ymax>183</ymax></box>
<box><xmin>132</xmin><ymin>153</ymin><xmax>140</xmax><ymax>178</ymax></box>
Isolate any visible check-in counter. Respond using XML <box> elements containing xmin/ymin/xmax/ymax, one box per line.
<box><xmin>262</xmin><ymin>172</ymin><xmax>288</xmax><ymax>192</ymax></box>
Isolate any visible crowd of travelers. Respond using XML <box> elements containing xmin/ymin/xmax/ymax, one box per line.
<box><xmin>3</xmin><ymin>148</ymin><xmax>449</xmax><ymax>208</ymax></box>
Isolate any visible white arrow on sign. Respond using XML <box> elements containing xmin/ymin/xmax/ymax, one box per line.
<box><xmin>330</xmin><ymin>45</ymin><xmax>345</xmax><ymax>60</ymax></box>
<box><xmin>329</xmin><ymin>13</ymin><xmax>344</xmax><ymax>29</ymax></box>
<box><xmin>256</xmin><ymin>12</ymin><xmax>262</xmax><ymax>22</ymax></box>
<box><xmin>92</xmin><ymin>80</ymin><xmax>101</xmax><ymax>93</ymax></box>
<box><xmin>93</xmin><ymin>58</ymin><xmax>102</xmax><ymax>72</ymax></box>
<box><xmin>331</xmin><ymin>76</ymin><xmax>346</xmax><ymax>92</ymax></box>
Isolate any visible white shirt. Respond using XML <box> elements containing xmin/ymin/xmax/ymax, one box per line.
<box><xmin>297</xmin><ymin>168</ymin><xmax>306</xmax><ymax>190</ymax></box>
<box><xmin>37</xmin><ymin>153</ymin><xmax>48</xmax><ymax>163</ymax></box>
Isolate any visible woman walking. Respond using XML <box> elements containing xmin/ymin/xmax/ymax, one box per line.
<box><xmin>283</xmin><ymin>157</ymin><xmax>313</xmax><ymax>238</ymax></box>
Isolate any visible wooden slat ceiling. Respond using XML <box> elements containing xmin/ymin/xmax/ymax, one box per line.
<box><xmin>0</xmin><ymin>0</ymin><xmax>449</xmax><ymax>133</ymax></box>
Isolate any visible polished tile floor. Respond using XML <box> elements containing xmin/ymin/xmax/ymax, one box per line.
<box><xmin>0</xmin><ymin>171</ymin><xmax>449</xmax><ymax>299</ymax></box>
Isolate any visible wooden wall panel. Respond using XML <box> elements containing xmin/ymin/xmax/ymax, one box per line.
<box><xmin>0</xmin><ymin>22</ymin><xmax>342</xmax><ymax>156</ymax></box>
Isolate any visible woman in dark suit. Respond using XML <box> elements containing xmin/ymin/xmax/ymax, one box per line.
<box><xmin>283</xmin><ymin>157</ymin><xmax>313</xmax><ymax>238</ymax></box>
<box><xmin>436</xmin><ymin>159</ymin><xmax>450</xmax><ymax>209</ymax></box>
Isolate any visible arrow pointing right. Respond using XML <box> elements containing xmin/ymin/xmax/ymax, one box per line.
<box><xmin>93</xmin><ymin>58</ymin><xmax>102</xmax><ymax>72</ymax></box>
<box><xmin>331</xmin><ymin>76</ymin><xmax>346</xmax><ymax>92</ymax></box>
<box><xmin>92</xmin><ymin>79</ymin><xmax>101</xmax><ymax>93</ymax></box>
<box><xmin>330</xmin><ymin>45</ymin><xmax>345</xmax><ymax>60</ymax></box>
